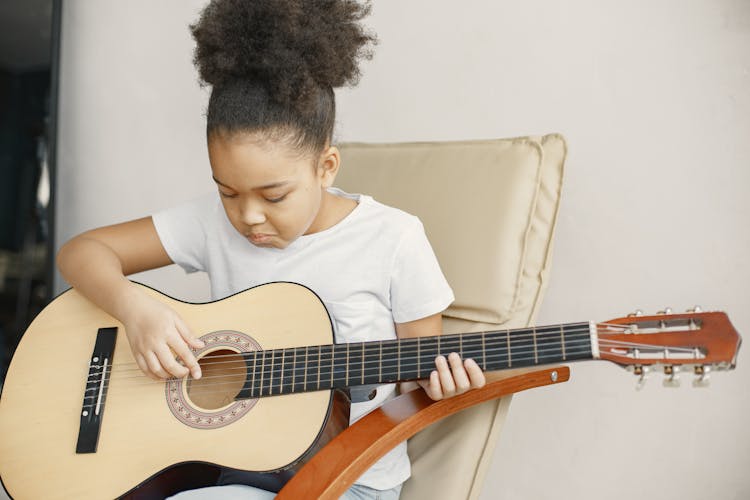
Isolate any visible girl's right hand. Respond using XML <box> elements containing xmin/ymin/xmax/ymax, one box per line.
<box><xmin>121</xmin><ymin>293</ymin><xmax>205</xmax><ymax>381</ymax></box>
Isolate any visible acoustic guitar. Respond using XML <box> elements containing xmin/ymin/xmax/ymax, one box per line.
<box><xmin>0</xmin><ymin>282</ymin><xmax>741</xmax><ymax>499</ymax></box>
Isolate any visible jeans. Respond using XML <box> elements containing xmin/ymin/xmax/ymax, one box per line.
<box><xmin>168</xmin><ymin>482</ymin><xmax>402</xmax><ymax>499</ymax></box>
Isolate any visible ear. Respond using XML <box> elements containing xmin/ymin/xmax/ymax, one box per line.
<box><xmin>316</xmin><ymin>145</ymin><xmax>341</xmax><ymax>188</ymax></box>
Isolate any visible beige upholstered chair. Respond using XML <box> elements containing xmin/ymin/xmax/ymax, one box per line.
<box><xmin>277</xmin><ymin>134</ymin><xmax>568</xmax><ymax>499</ymax></box>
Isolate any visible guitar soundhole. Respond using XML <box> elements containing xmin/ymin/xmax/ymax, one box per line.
<box><xmin>186</xmin><ymin>349</ymin><xmax>247</xmax><ymax>410</ymax></box>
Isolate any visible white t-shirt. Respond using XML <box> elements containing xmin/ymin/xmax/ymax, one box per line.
<box><xmin>152</xmin><ymin>187</ymin><xmax>454</xmax><ymax>490</ymax></box>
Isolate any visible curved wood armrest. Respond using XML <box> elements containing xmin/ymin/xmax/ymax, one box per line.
<box><xmin>277</xmin><ymin>366</ymin><xmax>570</xmax><ymax>499</ymax></box>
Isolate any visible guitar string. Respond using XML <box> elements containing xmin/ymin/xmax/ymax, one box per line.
<box><xmin>80</xmin><ymin>335</ymin><xmax>694</xmax><ymax>405</ymax></box>
<box><xmin>84</xmin><ymin>332</ymin><xmax>699</xmax><ymax>389</ymax></box>
<box><xmin>88</xmin><ymin>324</ymin><xmax>693</xmax><ymax>380</ymax></box>
<box><xmin>93</xmin><ymin>323</ymin><xmax>603</xmax><ymax>375</ymax></box>
<box><xmin>86</xmin><ymin>325</ymin><xmax>596</xmax><ymax>381</ymax></box>
<box><xmin>80</xmin><ymin>334</ymin><xmax>597</xmax><ymax>405</ymax></box>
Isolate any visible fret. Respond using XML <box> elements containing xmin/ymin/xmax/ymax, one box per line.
<box><xmin>398</xmin><ymin>338</ymin><xmax>420</xmax><ymax>380</ymax></box>
<box><xmin>535</xmin><ymin>325</ymin><xmax>564</xmax><ymax>364</ymax></box>
<box><xmin>460</xmin><ymin>334</ymin><xmax>484</xmax><ymax>369</ymax></box>
<box><xmin>250</xmin><ymin>350</ymin><xmax>258</xmax><ymax>398</ymax></box>
<box><xmin>318</xmin><ymin>345</ymin><xmax>334</xmax><ymax>390</ymax></box>
<box><xmin>304</xmin><ymin>346</ymin><xmax>318</xmax><ymax>392</ymax></box>
<box><xmin>269</xmin><ymin>349</ymin><xmax>276</xmax><ymax>395</ymax></box>
<box><xmin>316</xmin><ymin>345</ymin><xmax>322</xmax><ymax>390</ymax></box>
<box><xmin>563</xmin><ymin>322</ymin><xmax>594</xmax><ymax>360</ymax></box>
<box><xmin>481</xmin><ymin>332</ymin><xmax>487</xmax><ymax>370</ymax></box>
<box><xmin>272</xmin><ymin>349</ymin><xmax>284</xmax><ymax>395</ymax></box>
<box><xmin>291</xmin><ymin>348</ymin><xmax>296</xmax><ymax>388</ymax></box>
<box><xmin>279</xmin><ymin>349</ymin><xmax>286</xmax><ymax>394</ymax></box>
<box><xmin>417</xmin><ymin>337</ymin><xmax>421</xmax><ymax>377</ymax></box>
<box><xmin>380</xmin><ymin>340</ymin><xmax>399</xmax><ymax>383</ymax></box>
<box><xmin>332</xmin><ymin>345</ymin><xmax>348</xmax><ymax>389</ymax></box>
<box><xmin>281</xmin><ymin>348</ymin><xmax>295</xmax><ymax>394</ymax></box>
<box><xmin>347</xmin><ymin>342</ymin><xmax>363</xmax><ymax>388</ymax></box>
<box><xmin>345</xmin><ymin>343</ymin><xmax>350</xmax><ymax>386</ymax></box>
<box><xmin>440</xmin><ymin>334</ymin><xmax>461</xmax><ymax>358</ymax></box>
<box><xmin>397</xmin><ymin>340</ymin><xmax>401</xmax><ymax>380</ymax></box>
<box><xmin>362</xmin><ymin>342</ymin><xmax>380</xmax><ymax>386</ymax></box>
<box><xmin>303</xmin><ymin>346</ymin><xmax>312</xmax><ymax>392</ymax></box>
<box><xmin>560</xmin><ymin>324</ymin><xmax>566</xmax><ymax>360</ymax></box>
<box><xmin>506</xmin><ymin>329</ymin><xmax>512</xmax><ymax>367</ymax></box>
<box><xmin>418</xmin><ymin>336</ymin><xmax>439</xmax><ymax>379</ymax></box>
<box><xmin>292</xmin><ymin>347</ymin><xmax>306</xmax><ymax>393</ymax></box>
<box><xmin>361</xmin><ymin>342</ymin><xmax>365</xmax><ymax>384</ymax></box>
<box><xmin>378</xmin><ymin>341</ymin><xmax>383</xmax><ymax>382</ymax></box>
<box><xmin>509</xmin><ymin>327</ymin><xmax>536</xmax><ymax>368</ymax></box>
<box><xmin>484</xmin><ymin>330</ymin><xmax>509</xmax><ymax>370</ymax></box>
<box><xmin>258</xmin><ymin>350</ymin><xmax>265</xmax><ymax>397</ymax></box>
<box><xmin>532</xmin><ymin>326</ymin><xmax>539</xmax><ymax>364</ymax></box>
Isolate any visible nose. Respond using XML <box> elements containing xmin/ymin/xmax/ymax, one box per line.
<box><xmin>239</xmin><ymin>198</ymin><xmax>266</xmax><ymax>226</ymax></box>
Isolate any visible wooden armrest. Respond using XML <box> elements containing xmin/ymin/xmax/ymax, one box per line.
<box><xmin>277</xmin><ymin>366</ymin><xmax>570</xmax><ymax>499</ymax></box>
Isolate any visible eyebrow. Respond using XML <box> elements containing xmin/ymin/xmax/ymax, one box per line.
<box><xmin>212</xmin><ymin>176</ymin><xmax>290</xmax><ymax>190</ymax></box>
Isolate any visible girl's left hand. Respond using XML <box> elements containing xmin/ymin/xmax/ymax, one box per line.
<box><xmin>414</xmin><ymin>352</ymin><xmax>486</xmax><ymax>401</ymax></box>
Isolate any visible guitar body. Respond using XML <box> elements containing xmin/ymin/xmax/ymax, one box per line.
<box><xmin>0</xmin><ymin>282</ymin><xmax>349</xmax><ymax>499</ymax></box>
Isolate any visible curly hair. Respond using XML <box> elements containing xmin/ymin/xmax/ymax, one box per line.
<box><xmin>190</xmin><ymin>0</ymin><xmax>376</xmax><ymax>154</ymax></box>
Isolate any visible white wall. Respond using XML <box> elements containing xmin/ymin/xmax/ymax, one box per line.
<box><xmin>54</xmin><ymin>1</ymin><xmax>750</xmax><ymax>499</ymax></box>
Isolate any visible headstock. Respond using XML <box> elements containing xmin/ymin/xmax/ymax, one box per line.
<box><xmin>596</xmin><ymin>307</ymin><xmax>741</xmax><ymax>388</ymax></box>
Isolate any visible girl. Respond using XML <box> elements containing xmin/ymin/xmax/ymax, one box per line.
<box><xmin>57</xmin><ymin>1</ymin><xmax>485</xmax><ymax>498</ymax></box>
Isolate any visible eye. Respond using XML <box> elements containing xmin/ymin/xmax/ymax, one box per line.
<box><xmin>266</xmin><ymin>194</ymin><xmax>287</xmax><ymax>203</ymax></box>
<box><xmin>218</xmin><ymin>190</ymin><xmax>237</xmax><ymax>199</ymax></box>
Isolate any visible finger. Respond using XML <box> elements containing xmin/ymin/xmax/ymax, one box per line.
<box><xmin>145</xmin><ymin>351</ymin><xmax>171</xmax><ymax>380</ymax></box>
<box><xmin>435</xmin><ymin>355</ymin><xmax>456</xmax><ymax>397</ymax></box>
<box><xmin>176</xmin><ymin>318</ymin><xmax>205</xmax><ymax>350</ymax></box>
<box><xmin>419</xmin><ymin>371</ymin><xmax>443</xmax><ymax>400</ymax></box>
<box><xmin>464</xmin><ymin>358</ymin><xmax>486</xmax><ymax>388</ymax></box>
<box><xmin>134</xmin><ymin>353</ymin><xmax>155</xmax><ymax>380</ymax></box>
<box><xmin>448</xmin><ymin>352</ymin><xmax>471</xmax><ymax>394</ymax></box>
<box><xmin>155</xmin><ymin>345</ymin><xmax>190</xmax><ymax>379</ymax></box>
<box><xmin>169</xmin><ymin>334</ymin><xmax>202</xmax><ymax>379</ymax></box>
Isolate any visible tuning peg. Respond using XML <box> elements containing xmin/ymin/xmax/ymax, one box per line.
<box><xmin>656</xmin><ymin>307</ymin><xmax>673</xmax><ymax>315</ymax></box>
<box><xmin>628</xmin><ymin>309</ymin><xmax>644</xmax><ymax>317</ymax></box>
<box><xmin>662</xmin><ymin>365</ymin><xmax>680</xmax><ymax>388</ymax></box>
<box><xmin>634</xmin><ymin>365</ymin><xmax>650</xmax><ymax>390</ymax></box>
<box><xmin>686</xmin><ymin>305</ymin><xmax>702</xmax><ymax>313</ymax></box>
<box><xmin>692</xmin><ymin>365</ymin><xmax>711</xmax><ymax>388</ymax></box>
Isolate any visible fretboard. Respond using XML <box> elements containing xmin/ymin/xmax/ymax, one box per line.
<box><xmin>236</xmin><ymin>322</ymin><xmax>593</xmax><ymax>399</ymax></box>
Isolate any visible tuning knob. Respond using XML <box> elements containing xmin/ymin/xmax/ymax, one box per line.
<box><xmin>628</xmin><ymin>309</ymin><xmax>644</xmax><ymax>317</ymax></box>
<box><xmin>634</xmin><ymin>365</ymin><xmax>650</xmax><ymax>390</ymax></box>
<box><xmin>686</xmin><ymin>305</ymin><xmax>702</xmax><ymax>313</ymax></box>
<box><xmin>692</xmin><ymin>365</ymin><xmax>711</xmax><ymax>387</ymax></box>
<box><xmin>662</xmin><ymin>365</ymin><xmax>680</xmax><ymax>388</ymax></box>
<box><xmin>657</xmin><ymin>307</ymin><xmax>673</xmax><ymax>315</ymax></box>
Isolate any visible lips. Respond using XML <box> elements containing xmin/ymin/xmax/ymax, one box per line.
<box><xmin>247</xmin><ymin>233</ymin><xmax>272</xmax><ymax>244</ymax></box>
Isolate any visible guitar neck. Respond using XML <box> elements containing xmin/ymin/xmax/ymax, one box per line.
<box><xmin>238</xmin><ymin>322</ymin><xmax>594</xmax><ymax>398</ymax></box>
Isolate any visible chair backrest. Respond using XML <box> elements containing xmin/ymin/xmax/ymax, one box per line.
<box><xmin>334</xmin><ymin>134</ymin><xmax>566</xmax><ymax>499</ymax></box>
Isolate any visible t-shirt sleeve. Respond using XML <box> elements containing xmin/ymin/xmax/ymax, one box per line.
<box><xmin>151</xmin><ymin>194</ymin><xmax>216</xmax><ymax>274</ymax></box>
<box><xmin>390</xmin><ymin>216</ymin><xmax>455</xmax><ymax>323</ymax></box>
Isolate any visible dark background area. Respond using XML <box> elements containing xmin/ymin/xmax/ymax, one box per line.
<box><xmin>0</xmin><ymin>0</ymin><xmax>59</xmax><ymax>391</ymax></box>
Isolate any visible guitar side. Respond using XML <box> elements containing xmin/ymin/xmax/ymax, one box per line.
<box><xmin>0</xmin><ymin>282</ymin><xmax>343</xmax><ymax>500</ymax></box>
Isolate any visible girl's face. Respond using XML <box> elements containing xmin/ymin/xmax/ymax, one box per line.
<box><xmin>208</xmin><ymin>133</ymin><xmax>340</xmax><ymax>249</ymax></box>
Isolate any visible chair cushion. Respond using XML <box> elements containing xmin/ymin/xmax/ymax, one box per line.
<box><xmin>336</xmin><ymin>134</ymin><xmax>566</xmax><ymax>329</ymax></box>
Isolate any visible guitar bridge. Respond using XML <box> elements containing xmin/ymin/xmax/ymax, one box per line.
<box><xmin>76</xmin><ymin>327</ymin><xmax>117</xmax><ymax>454</ymax></box>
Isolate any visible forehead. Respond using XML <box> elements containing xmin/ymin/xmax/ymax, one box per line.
<box><xmin>208</xmin><ymin>133</ymin><xmax>315</xmax><ymax>189</ymax></box>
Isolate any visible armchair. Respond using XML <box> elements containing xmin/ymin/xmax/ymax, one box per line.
<box><xmin>278</xmin><ymin>134</ymin><xmax>568</xmax><ymax>499</ymax></box>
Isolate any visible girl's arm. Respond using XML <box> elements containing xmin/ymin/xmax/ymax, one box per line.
<box><xmin>57</xmin><ymin>217</ymin><xmax>204</xmax><ymax>380</ymax></box>
<box><xmin>396</xmin><ymin>313</ymin><xmax>485</xmax><ymax>400</ymax></box>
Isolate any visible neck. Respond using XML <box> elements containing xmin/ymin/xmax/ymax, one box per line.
<box><xmin>236</xmin><ymin>322</ymin><xmax>594</xmax><ymax>399</ymax></box>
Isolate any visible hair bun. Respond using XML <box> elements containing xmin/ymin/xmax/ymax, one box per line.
<box><xmin>191</xmin><ymin>0</ymin><xmax>376</xmax><ymax>110</ymax></box>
